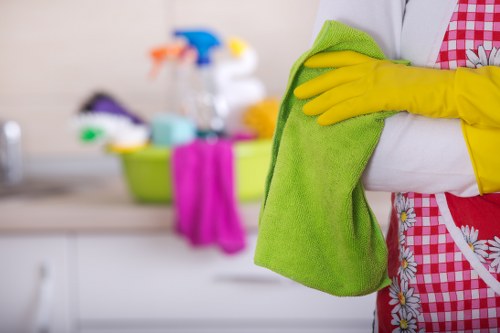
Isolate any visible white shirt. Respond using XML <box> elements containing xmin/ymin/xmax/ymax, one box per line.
<box><xmin>313</xmin><ymin>0</ymin><xmax>478</xmax><ymax>196</ymax></box>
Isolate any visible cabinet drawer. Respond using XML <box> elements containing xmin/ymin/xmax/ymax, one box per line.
<box><xmin>0</xmin><ymin>235</ymin><xmax>70</xmax><ymax>333</ymax></box>
<box><xmin>76</xmin><ymin>233</ymin><xmax>375</xmax><ymax>331</ymax></box>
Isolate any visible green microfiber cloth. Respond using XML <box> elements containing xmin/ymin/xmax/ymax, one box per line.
<box><xmin>254</xmin><ymin>20</ymin><xmax>394</xmax><ymax>297</ymax></box>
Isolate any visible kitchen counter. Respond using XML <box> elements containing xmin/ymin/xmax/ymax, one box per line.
<box><xmin>0</xmin><ymin>157</ymin><xmax>390</xmax><ymax>333</ymax></box>
<box><xmin>0</xmin><ymin>156</ymin><xmax>391</xmax><ymax>233</ymax></box>
<box><xmin>0</xmin><ymin>175</ymin><xmax>262</xmax><ymax>233</ymax></box>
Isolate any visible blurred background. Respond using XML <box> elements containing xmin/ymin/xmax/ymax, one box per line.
<box><xmin>0</xmin><ymin>0</ymin><xmax>318</xmax><ymax>157</ymax></box>
<box><xmin>0</xmin><ymin>1</ymin><xmax>391</xmax><ymax>332</ymax></box>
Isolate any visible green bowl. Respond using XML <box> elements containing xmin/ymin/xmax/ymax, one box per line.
<box><xmin>118</xmin><ymin>140</ymin><xmax>272</xmax><ymax>203</ymax></box>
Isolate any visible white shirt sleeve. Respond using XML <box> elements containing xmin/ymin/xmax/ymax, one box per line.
<box><xmin>312</xmin><ymin>0</ymin><xmax>405</xmax><ymax>59</ymax></box>
<box><xmin>363</xmin><ymin>114</ymin><xmax>479</xmax><ymax>197</ymax></box>
<box><xmin>312</xmin><ymin>0</ymin><xmax>479</xmax><ymax>197</ymax></box>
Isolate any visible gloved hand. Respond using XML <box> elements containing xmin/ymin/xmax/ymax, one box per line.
<box><xmin>293</xmin><ymin>51</ymin><xmax>458</xmax><ymax>125</ymax></box>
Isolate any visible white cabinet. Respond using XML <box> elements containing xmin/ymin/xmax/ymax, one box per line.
<box><xmin>75</xmin><ymin>233</ymin><xmax>376</xmax><ymax>332</ymax></box>
<box><xmin>0</xmin><ymin>235</ymin><xmax>71</xmax><ymax>333</ymax></box>
<box><xmin>0</xmin><ymin>232</ymin><xmax>379</xmax><ymax>333</ymax></box>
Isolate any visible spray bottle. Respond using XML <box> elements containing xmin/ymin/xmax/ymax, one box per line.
<box><xmin>147</xmin><ymin>42</ymin><xmax>199</xmax><ymax>147</ymax></box>
<box><xmin>174</xmin><ymin>29</ymin><xmax>228</xmax><ymax>138</ymax></box>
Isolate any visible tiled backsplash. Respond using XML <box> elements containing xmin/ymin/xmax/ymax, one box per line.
<box><xmin>0</xmin><ymin>0</ymin><xmax>318</xmax><ymax>156</ymax></box>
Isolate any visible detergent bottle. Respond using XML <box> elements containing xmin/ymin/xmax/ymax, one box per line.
<box><xmin>174</xmin><ymin>29</ymin><xmax>228</xmax><ymax>138</ymax></box>
<box><xmin>215</xmin><ymin>37</ymin><xmax>266</xmax><ymax>136</ymax></box>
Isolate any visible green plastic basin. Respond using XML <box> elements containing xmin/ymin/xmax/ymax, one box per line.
<box><xmin>118</xmin><ymin>140</ymin><xmax>272</xmax><ymax>203</ymax></box>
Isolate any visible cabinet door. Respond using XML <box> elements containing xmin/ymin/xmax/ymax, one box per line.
<box><xmin>76</xmin><ymin>233</ymin><xmax>376</xmax><ymax>332</ymax></box>
<box><xmin>0</xmin><ymin>235</ymin><xmax>71</xmax><ymax>333</ymax></box>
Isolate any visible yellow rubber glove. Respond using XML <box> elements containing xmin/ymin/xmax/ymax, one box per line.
<box><xmin>456</xmin><ymin>66</ymin><xmax>500</xmax><ymax>193</ymax></box>
<box><xmin>455</xmin><ymin>66</ymin><xmax>500</xmax><ymax>127</ymax></box>
<box><xmin>294</xmin><ymin>51</ymin><xmax>458</xmax><ymax>126</ymax></box>
<box><xmin>294</xmin><ymin>50</ymin><xmax>500</xmax><ymax>194</ymax></box>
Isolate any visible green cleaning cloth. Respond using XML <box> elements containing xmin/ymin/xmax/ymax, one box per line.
<box><xmin>254</xmin><ymin>20</ymin><xmax>394</xmax><ymax>297</ymax></box>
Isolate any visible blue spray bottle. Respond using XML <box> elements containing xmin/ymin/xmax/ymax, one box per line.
<box><xmin>174</xmin><ymin>29</ymin><xmax>228</xmax><ymax>138</ymax></box>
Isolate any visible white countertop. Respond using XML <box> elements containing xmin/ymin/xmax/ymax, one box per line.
<box><xmin>0</xmin><ymin>156</ymin><xmax>256</xmax><ymax>233</ymax></box>
<box><xmin>0</xmin><ymin>175</ymin><xmax>262</xmax><ymax>233</ymax></box>
<box><xmin>0</xmin><ymin>156</ymin><xmax>391</xmax><ymax>234</ymax></box>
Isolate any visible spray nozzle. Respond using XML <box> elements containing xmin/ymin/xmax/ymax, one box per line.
<box><xmin>174</xmin><ymin>29</ymin><xmax>221</xmax><ymax>67</ymax></box>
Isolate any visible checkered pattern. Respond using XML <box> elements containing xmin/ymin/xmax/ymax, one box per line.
<box><xmin>376</xmin><ymin>193</ymin><xmax>500</xmax><ymax>332</ymax></box>
<box><xmin>436</xmin><ymin>0</ymin><xmax>500</xmax><ymax>69</ymax></box>
<box><xmin>406</xmin><ymin>193</ymin><xmax>500</xmax><ymax>332</ymax></box>
<box><xmin>374</xmin><ymin>0</ymin><xmax>500</xmax><ymax>331</ymax></box>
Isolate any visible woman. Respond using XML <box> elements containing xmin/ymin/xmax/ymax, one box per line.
<box><xmin>299</xmin><ymin>0</ymin><xmax>500</xmax><ymax>331</ymax></box>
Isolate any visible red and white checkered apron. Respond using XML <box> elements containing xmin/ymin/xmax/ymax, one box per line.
<box><xmin>375</xmin><ymin>1</ymin><xmax>500</xmax><ymax>332</ymax></box>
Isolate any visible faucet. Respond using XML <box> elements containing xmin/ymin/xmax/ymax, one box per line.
<box><xmin>0</xmin><ymin>120</ymin><xmax>23</xmax><ymax>186</ymax></box>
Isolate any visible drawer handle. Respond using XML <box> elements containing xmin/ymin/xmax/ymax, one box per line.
<box><xmin>213</xmin><ymin>274</ymin><xmax>283</xmax><ymax>285</ymax></box>
<box><xmin>31</xmin><ymin>262</ymin><xmax>54</xmax><ymax>333</ymax></box>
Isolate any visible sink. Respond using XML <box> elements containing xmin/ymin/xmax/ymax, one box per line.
<box><xmin>0</xmin><ymin>177</ymin><xmax>97</xmax><ymax>199</ymax></box>
<box><xmin>0</xmin><ymin>178</ymin><xmax>76</xmax><ymax>199</ymax></box>
<box><xmin>0</xmin><ymin>156</ymin><xmax>122</xmax><ymax>200</ymax></box>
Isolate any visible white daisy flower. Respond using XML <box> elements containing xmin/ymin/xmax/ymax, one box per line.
<box><xmin>488</xmin><ymin>236</ymin><xmax>500</xmax><ymax>273</ymax></box>
<box><xmin>399</xmin><ymin>232</ymin><xmax>406</xmax><ymax>247</ymax></box>
<box><xmin>395</xmin><ymin>194</ymin><xmax>417</xmax><ymax>232</ymax></box>
<box><xmin>466</xmin><ymin>45</ymin><xmax>500</xmax><ymax>68</ymax></box>
<box><xmin>391</xmin><ymin>311</ymin><xmax>418</xmax><ymax>333</ymax></box>
<box><xmin>389</xmin><ymin>278</ymin><xmax>421</xmax><ymax>319</ymax></box>
<box><xmin>399</xmin><ymin>247</ymin><xmax>417</xmax><ymax>281</ymax></box>
<box><xmin>461</xmin><ymin>225</ymin><xmax>488</xmax><ymax>263</ymax></box>
<box><xmin>489</xmin><ymin>47</ymin><xmax>500</xmax><ymax>66</ymax></box>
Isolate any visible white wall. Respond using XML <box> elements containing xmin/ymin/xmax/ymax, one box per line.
<box><xmin>0</xmin><ymin>0</ymin><xmax>319</xmax><ymax>156</ymax></box>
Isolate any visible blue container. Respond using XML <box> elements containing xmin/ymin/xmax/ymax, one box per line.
<box><xmin>151</xmin><ymin>113</ymin><xmax>196</xmax><ymax>147</ymax></box>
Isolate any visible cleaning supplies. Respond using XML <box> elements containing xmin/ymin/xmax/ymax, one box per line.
<box><xmin>215</xmin><ymin>38</ymin><xmax>266</xmax><ymax>135</ymax></box>
<box><xmin>150</xmin><ymin>31</ymin><xmax>268</xmax><ymax>139</ymax></box>
<box><xmin>243</xmin><ymin>98</ymin><xmax>280</xmax><ymax>139</ymax></box>
<box><xmin>173</xmin><ymin>139</ymin><xmax>246</xmax><ymax>254</ymax></box>
<box><xmin>254</xmin><ymin>20</ymin><xmax>394</xmax><ymax>297</ymax></box>
<box><xmin>148</xmin><ymin>42</ymin><xmax>198</xmax><ymax>147</ymax></box>
<box><xmin>149</xmin><ymin>41</ymin><xmax>189</xmax><ymax>80</ymax></box>
<box><xmin>174</xmin><ymin>29</ymin><xmax>229</xmax><ymax>138</ymax></box>
<box><xmin>149</xmin><ymin>40</ymin><xmax>198</xmax><ymax>120</ymax></box>
<box><xmin>151</xmin><ymin>113</ymin><xmax>196</xmax><ymax>147</ymax></box>
<box><xmin>75</xmin><ymin>93</ymin><xmax>149</xmax><ymax>152</ymax></box>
